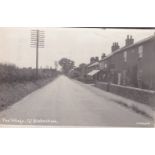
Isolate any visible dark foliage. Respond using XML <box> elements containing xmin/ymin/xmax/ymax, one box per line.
<box><xmin>0</xmin><ymin>63</ymin><xmax>59</xmax><ymax>83</ymax></box>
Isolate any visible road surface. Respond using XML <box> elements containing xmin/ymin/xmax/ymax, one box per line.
<box><xmin>0</xmin><ymin>75</ymin><xmax>153</xmax><ymax>127</ymax></box>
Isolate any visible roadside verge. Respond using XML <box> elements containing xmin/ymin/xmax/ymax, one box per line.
<box><xmin>0</xmin><ymin>77</ymin><xmax>57</xmax><ymax>111</ymax></box>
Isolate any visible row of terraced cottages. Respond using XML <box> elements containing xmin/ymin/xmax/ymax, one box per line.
<box><xmin>86</xmin><ymin>34</ymin><xmax>155</xmax><ymax>90</ymax></box>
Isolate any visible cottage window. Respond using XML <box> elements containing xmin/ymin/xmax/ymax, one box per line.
<box><xmin>123</xmin><ymin>51</ymin><xmax>127</xmax><ymax>62</ymax></box>
<box><xmin>138</xmin><ymin>45</ymin><xmax>143</xmax><ymax>58</ymax></box>
<box><xmin>104</xmin><ymin>63</ymin><xmax>107</xmax><ymax>68</ymax></box>
<box><xmin>122</xmin><ymin>70</ymin><xmax>127</xmax><ymax>85</ymax></box>
<box><xmin>117</xmin><ymin>73</ymin><xmax>121</xmax><ymax>85</ymax></box>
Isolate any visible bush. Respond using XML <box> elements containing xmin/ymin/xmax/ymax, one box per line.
<box><xmin>0</xmin><ymin>63</ymin><xmax>59</xmax><ymax>83</ymax></box>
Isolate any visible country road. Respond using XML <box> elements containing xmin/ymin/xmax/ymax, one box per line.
<box><xmin>0</xmin><ymin>75</ymin><xmax>153</xmax><ymax>127</ymax></box>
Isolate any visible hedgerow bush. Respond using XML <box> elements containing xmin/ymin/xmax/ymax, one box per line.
<box><xmin>0</xmin><ymin>63</ymin><xmax>58</xmax><ymax>83</ymax></box>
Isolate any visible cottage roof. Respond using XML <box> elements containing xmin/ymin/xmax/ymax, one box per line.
<box><xmin>100</xmin><ymin>34</ymin><xmax>155</xmax><ymax>62</ymax></box>
<box><xmin>87</xmin><ymin>69</ymin><xmax>100</xmax><ymax>76</ymax></box>
<box><xmin>88</xmin><ymin>62</ymin><xmax>99</xmax><ymax>67</ymax></box>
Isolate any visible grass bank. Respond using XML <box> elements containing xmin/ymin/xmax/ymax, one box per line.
<box><xmin>0</xmin><ymin>77</ymin><xmax>57</xmax><ymax>111</ymax></box>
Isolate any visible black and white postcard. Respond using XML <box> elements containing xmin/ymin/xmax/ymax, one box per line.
<box><xmin>0</xmin><ymin>28</ymin><xmax>154</xmax><ymax>127</ymax></box>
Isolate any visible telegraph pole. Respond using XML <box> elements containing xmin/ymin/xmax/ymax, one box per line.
<box><xmin>36</xmin><ymin>30</ymin><xmax>39</xmax><ymax>78</ymax></box>
<box><xmin>30</xmin><ymin>29</ymin><xmax>45</xmax><ymax>79</ymax></box>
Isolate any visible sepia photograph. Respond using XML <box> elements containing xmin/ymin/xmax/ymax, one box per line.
<box><xmin>0</xmin><ymin>27</ymin><xmax>155</xmax><ymax>127</ymax></box>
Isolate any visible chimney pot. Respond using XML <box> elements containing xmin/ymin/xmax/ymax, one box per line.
<box><xmin>130</xmin><ymin>35</ymin><xmax>134</xmax><ymax>44</ymax></box>
<box><xmin>126</xmin><ymin>35</ymin><xmax>130</xmax><ymax>46</ymax></box>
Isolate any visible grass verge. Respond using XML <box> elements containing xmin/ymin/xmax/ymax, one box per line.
<box><xmin>0</xmin><ymin>77</ymin><xmax>57</xmax><ymax>111</ymax></box>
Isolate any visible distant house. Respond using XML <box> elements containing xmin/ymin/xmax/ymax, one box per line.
<box><xmin>86</xmin><ymin>61</ymin><xmax>100</xmax><ymax>81</ymax></box>
<box><xmin>68</xmin><ymin>67</ymin><xmax>80</xmax><ymax>78</ymax></box>
<box><xmin>87</xmin><ymin>62</ymin><xmax>99</xmax><ymax>72</ymax></box>
<box><xmin>99</xmin><ymin>34</ymin><xmax>155</xmax><ymax>90</ymax></box>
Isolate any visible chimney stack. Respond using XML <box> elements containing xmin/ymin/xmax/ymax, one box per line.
<box><xmin>111</xmin><ymin>42</ymin><xmax>120</xmax><ymax>52</ymax></box>
<box><xmin>125</xmin><ymin>35</ymin><xmax>134</xmax><ymax>46</ymax></box>
<box><xmin>125</xmin><ymin>35</ymin><xmax>130</xmax><ymax>46</ymax></box>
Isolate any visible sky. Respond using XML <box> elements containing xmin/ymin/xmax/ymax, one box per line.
<box><xmin>0</xmin><ymin>28</ymin><xmax>154</xmax><ymax>68</ymax></box>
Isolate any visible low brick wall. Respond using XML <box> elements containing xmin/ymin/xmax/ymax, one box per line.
<box><xmin>95</xmin><ymin>81</ymin><xmax>155</xmax><ymax>107</ymax></box>
<box><xmin>95</xmin><ymin>81</ymin><xmax>108</xmax><ymax>91</ymax></box>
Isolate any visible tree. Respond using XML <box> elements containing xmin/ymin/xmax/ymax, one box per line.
<box><xmin>59</xmin><ymin>58</ymin><xmax>74</xmax><ymax>74</ymax></box>
<box><xmin>54</xmin><ymin>61</ymin><xmax>58</xmax><ymax>70</ymax></box>
<box><xmin>78</xmin><ymin>63</ymin><xmax>87</xmax><ymax>78</ymax></box>
<box><xmin>79</xmin><ymin>63</ymin><xmax>87</xmax><ymax>73</ymax></box>
<box><xmin>79</xmin><ymin>63</ymin><xmax>87</xmax><ymax>69</ymax></box>
<box><xmin>95</xmin><ymin>56</ymin><xmax>99</xmax><ymax>61</ymax></box>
